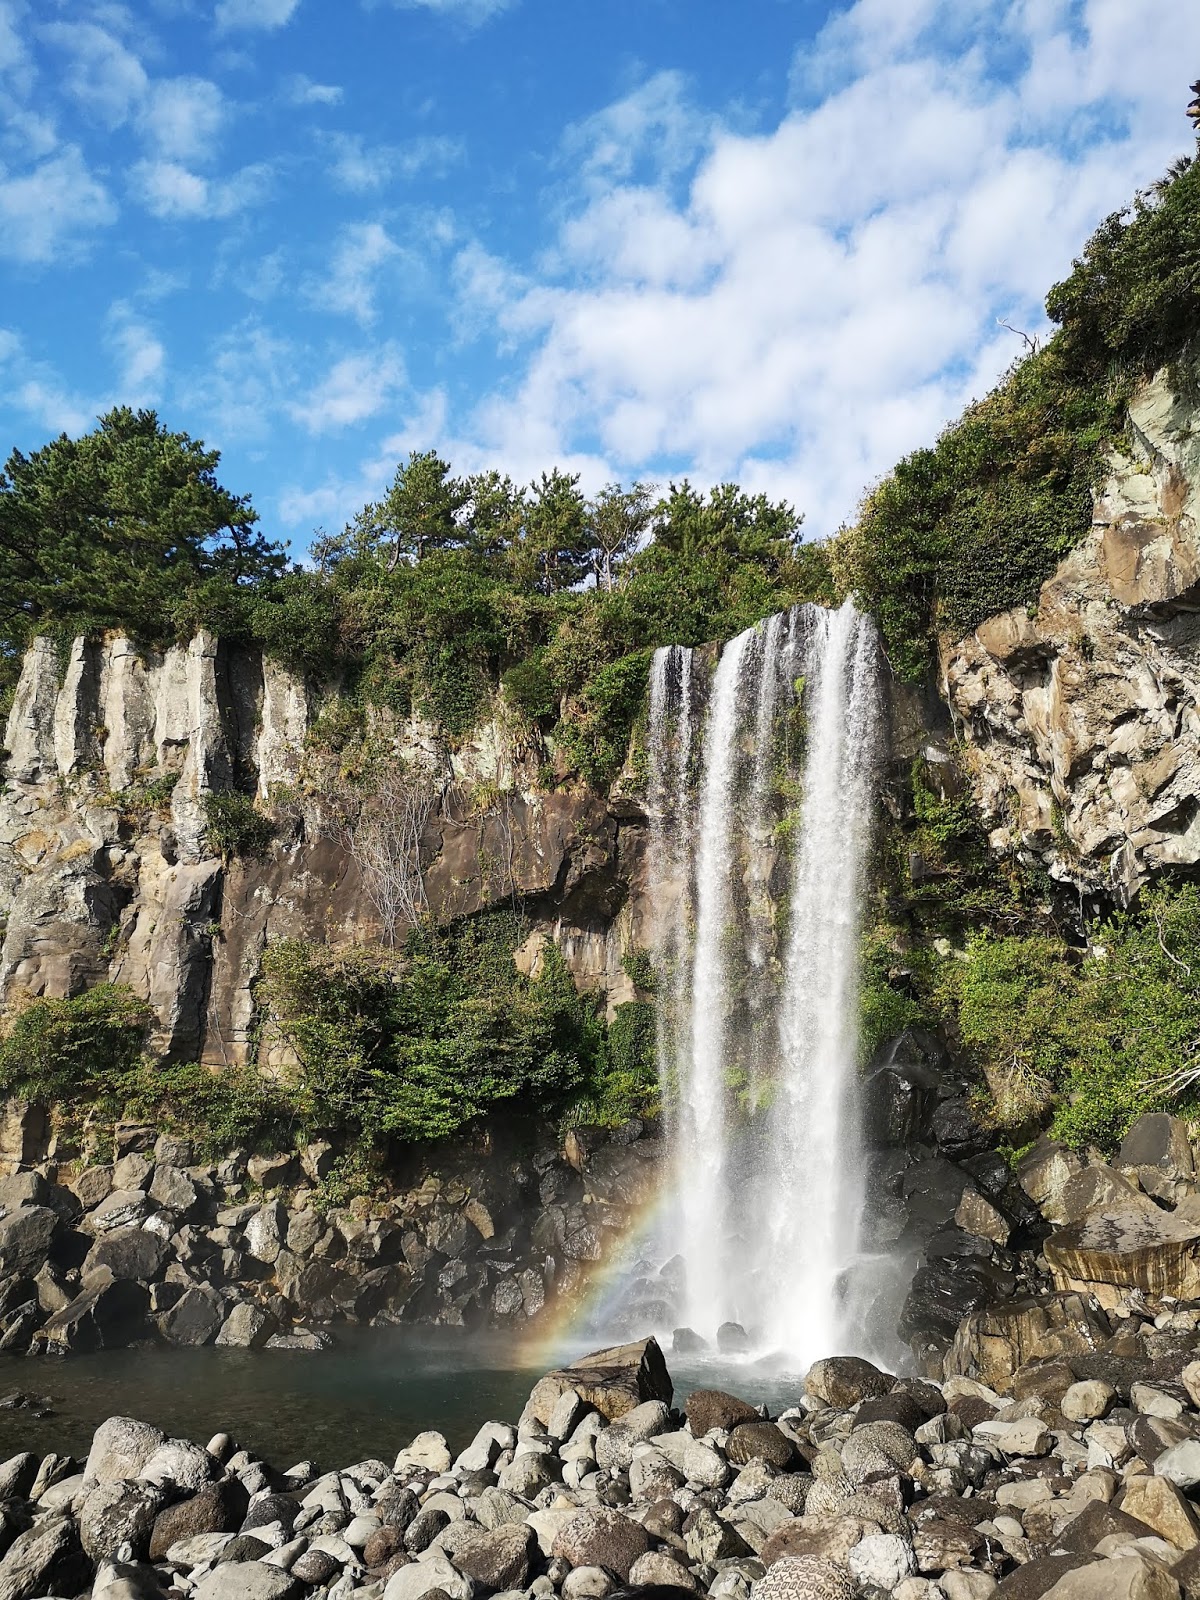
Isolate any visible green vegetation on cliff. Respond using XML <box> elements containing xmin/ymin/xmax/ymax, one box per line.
<box><xmin>834</xmin><ymin>153</ymin><xmax>1200</xmax><ymax>678</ymax></box>
<box><xmin>0</xmin><ymin>913</ymin><xmax>659</xmax><ymax>1161</ymax></box>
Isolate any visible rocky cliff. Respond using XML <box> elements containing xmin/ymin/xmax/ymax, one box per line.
<box><xmin>0</xmin><ymin>637</ymin><xmax>648</xmax><ymax>1063</ymax></box>
<box><xmin>942</xmin><ymin>352</ymin><xmax>1200</xmax><ymax>901</ymax></box>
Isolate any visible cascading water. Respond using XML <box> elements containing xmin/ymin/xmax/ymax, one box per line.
<box><xmin>643</xmin><ymin>599</ymin><xmax>884</xmax><ymax>1362</ymax></box>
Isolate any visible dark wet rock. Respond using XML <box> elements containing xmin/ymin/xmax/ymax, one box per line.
<box><xmin>149</xmin><ymin>1480</ymin><xmax>250</xmax><ymax>1560</ymax></box>
<box><xmin>685</xmin><ymin>1389</ymin><xmax>760</xmax><ymax>1435</ymax></box>
<box><xmin>804</xmin><ymin>1357</ymin><xmax>892</xmax><ymax>1409</ymax></box>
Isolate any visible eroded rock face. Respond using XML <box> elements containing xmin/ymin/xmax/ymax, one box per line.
<box><xmin>0</xmin><ymin>635</ymin><xmax>653</xmax><ymax>1064</ymax></box>
<box><xmin>942</xmin><ymin>354</ymin><xmax>1200</xmax><ymax>900</ymax></box>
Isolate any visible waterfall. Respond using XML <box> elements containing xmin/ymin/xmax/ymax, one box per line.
<box><xmin>646</xmin><ymin>600</ymin><xmax>882</xmax><ymax>1361</ymax></box>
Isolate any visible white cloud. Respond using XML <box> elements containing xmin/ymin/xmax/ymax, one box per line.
<box><xmin>105</xmin><ymin>303</ymin><xmax>166</xmax><ymax>402</ymax></box>
<box><xmin>0</xmin><ymin>146</ymin><xmax>117</xmax><ymax>263</ymax></box>
<box><xmin>437</xmin><ymin>0</ymin><xmax>1200</xmax><ymax>535</ymax></box>
<box><xmin>277</xmin><ymin>388</ymin><xmax>449</xmax><ymax>528</ymax></box>
<box><xmin>138</xmin><ymin>76</ymin><xmax>226</xmax><ymax>163</ymax></box>
<box><xmin>215</xmin><ymin>0</ymin><xmax>300</xmax><ymax>30</ymax></box>
<box><xmin>381</xmin><ymin>0</ymin><xmax>515</xmax><ymax>24</ymax></box>
<box><xmin>183</xmin><ymin>319</ymin><xmax>295</xmax><ymax>442</ymax></box>
<box><xmin>283</xmin><ymin>73</ymin><xmax>342</xmax><ymax>106</ymax></box>
<box><xmin>0</xmin><ymin>331</ymin><xmax>94</xmax><ymax>435</ymax></box>
<box><xmin>40</xmin><ymin>21</ymin><xmax>147</xmax><ymax>129</ymax></box>
<box><xmin>322</xmin><ymin>131</ymin><xmax>463</xmax><ymax>192</ymax></box>
<box><xmin>131</xmin><ymin>158</ymin><xmax>271</xmax><ymax>219</ymax></box>
<box><xmin>308</xmin><ymin>220</ymin><xmax>404</xmax><ymax>324</ymax></box>
<box><xmin>287</xmin><ymin>345</ymin><xmax>407</xmax><ymax>433</ymax></box>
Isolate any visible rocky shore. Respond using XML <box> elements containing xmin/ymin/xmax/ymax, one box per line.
<box><xmin>6</xmin><ymin>1326</ymin><xmax>1200</xmax><ymax>1600</ymax></box>
<box><xmin>0</xmin><ymin>1121</ymin><xmax>659</xmax><ymax>1352</ymax></box>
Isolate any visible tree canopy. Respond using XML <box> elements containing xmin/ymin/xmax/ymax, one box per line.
<box><xmin>0</xmin><ymin>406</ymin><xmax>283</xmax><ymax>672</ymax></box>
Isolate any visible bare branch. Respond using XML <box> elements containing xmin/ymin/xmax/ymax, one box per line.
<box><xmin>997</xmin><ymin>318</ymin><xmax>1040</xmax><ymax>356</ymax></box>
<box><xmin>312</xmin><ymin>752</ymin><xmax>441</xmax><ymax>945</ymax></box>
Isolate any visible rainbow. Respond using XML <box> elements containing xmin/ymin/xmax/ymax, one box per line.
<box><xmin>516</xmin><ymin>1182</ymin><xmax>675</xmax><ymax>1371</ymax></box>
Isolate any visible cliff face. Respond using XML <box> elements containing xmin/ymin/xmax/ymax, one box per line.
<box><xmin>942</xmin><ymin>353</ymin><xmax>1200</xmax><ymax>900</ymax></box>
<box><xmin>0</xmin><ymin>637</ymin><xmax>649</xmax><ymax>1062</ymax></box>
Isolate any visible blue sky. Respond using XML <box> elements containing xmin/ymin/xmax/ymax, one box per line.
<box><xmin>0</xmin><ymin>0</ymin><xmax>1196</xmax><ymax>559</ymax></box>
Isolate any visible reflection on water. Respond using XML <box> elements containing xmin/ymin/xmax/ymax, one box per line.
<box><xmin>0</xmin><ymin>1328</ymin><xmax>817</xmax><ymax>1468</ymax></box>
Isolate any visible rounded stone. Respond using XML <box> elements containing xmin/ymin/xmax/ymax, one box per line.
<box><xmin>751</xmin><ymin>1554</ymin><xmax>854</xmax><ymax>1600</ymax></box>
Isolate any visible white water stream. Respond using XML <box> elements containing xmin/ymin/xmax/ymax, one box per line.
<box><xmin>645</xmin><ymin>600</ymin><xmax>883</xmax><ymax>1362</ymax></box>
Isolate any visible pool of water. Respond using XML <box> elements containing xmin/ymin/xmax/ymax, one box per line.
<box><xmin>0</xmin><ymin>1330</ymin><xmax>815</xmax><ymax>1470</ymax></box>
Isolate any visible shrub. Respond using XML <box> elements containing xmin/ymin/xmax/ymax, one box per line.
<box><xmin>502</xmin><ymin>651</ymin><xmax>557</xmax><ymax>721</ymax></box>
<box><xmin>259</xmin><ymin>914</ymin><xmax>605</xmax><ymax>1143</ymax></box>
<box><xmin>202</xmin><ymin>790</ymin><xmax>274</xmax><ymax>860</ymax></box>
<box><xmin>0</xmin><ymin>985</ymin><xmax>151</xmax><ymax>1106</ymax></box>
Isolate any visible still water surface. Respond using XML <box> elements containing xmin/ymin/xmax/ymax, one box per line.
<box><xmin>0</xmin><ymin>1330</ymin><xmax>809</xmax><ymax>1467</ymax></box>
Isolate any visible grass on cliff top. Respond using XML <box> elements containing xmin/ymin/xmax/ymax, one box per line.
<box><xmin>832</xmin><ymin>152</ymin><xmax>1200</xmax><ymax>680</ymax></box>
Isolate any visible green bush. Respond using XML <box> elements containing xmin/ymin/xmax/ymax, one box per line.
<box><xmin>0</xmin><ymin>985</ymin><xmax>151</xmax><ymax>1106</ymax></box>
<box><xmin>502</xmin><ymin>651</ymin><xmax>557</xmax><ymax>721</ymax></box>
<box><xmin>259</xmin><ymin>914</ymin><xmax>606</xmax><ymax>1143</ymax></box>
<box><xmin>202</xmin><ymin>791</ymin><xmax>274</xmax><ymax>860</ymax></box>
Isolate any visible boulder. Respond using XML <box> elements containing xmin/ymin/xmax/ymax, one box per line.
<box><xmin>1016</xmin><ymin>1140</ymin><xmax>1084</xmax><ymax>1223</ymax></box>
<box><xmin>141</xmin><ymin>1438</ymin><xmax>214</xmax><ymax>1493</ymax></box>
<box><xmin>159</xmin><ymin>1285</ymin><xmax>224</xmax><ymax>1346</ymax></box>
<box><xmin>383</xmin><ymin>1552</ymin><xmax>473</xmax><ymax>1600</ymax></box>
<box><xmin>0</xmin><ymin>1206</ymin><xmax>57</xmax><ymax>1275</ymax></box>
<box><xmin>149</xmin><ymin>1481</ymin><xmax>250</xmax><ymax>1561</ymax></box>
<box><xmin>78</xmin><ymin>1481</ymin><xmax>164</xmax><ymax>1562</ymax></box>
<box><xmin>85</xmin><ymin>1416</ymin><xmax>166</xmax><ymax>1483</ymax></box>
<box><xmin>804</xmin><ymin>1356</ymin><xmax>892</xmax><ymax>1408</ymax></box>
<box><xmin>1116</xmin><ymin>1474</ymin><xmax>1200</xmax><ymax>1549</ymax></box>
<box><xmin>71</xmin><ymin>1167</ymin><xmax>114</xmax><ymax>1209</ymax></box>
<box><xmin>447</xmin><ymin>1524</ymin><xmax>534</xmax><ymax>1590</ymax></box>
<box><xmin>192</xmin><ymin>1562</ymin><xmax>298</xmax><ymax>1600</ymax></box>
<box><xmin>945</xmin><ymin>1294</ymin><xmax>1111</xmax><ymax>1388</ymax></box>
<box><xmin>726</xmin><ymin>1422</ymin><xmax>796</xmax><ymax>1469</ymax></box>
<box><xmin>0</xmin><ymin>1514</ymin><xmax>91</xmax><ymax>1600</ymax></box>
<box><xmin>246</xmin><ymin>1153</ymin><xmax>298</xmax><ymax>1190</ymax></box>
<box><xmin>551</xmin><ymin>1507</ymin><xmax>652</xmax><ymax>1581</ymax></box>
<box><xmin>750</xmin><ymin>1555</ymin><xmax>854</xmax><ymax>1600</ymax></box>
<box><xmin>215</xmin><ymin>1303</ymin><xmax>278</xmax><ymax>1348</ymax></box>
<box><xmin>1119</xmin><ymin>1113</ymin><xmax>1195</xmax><ymax>1179</ymax></box>
<box><xmin>628</xmin><ymin>1552</ymin><xmax>696</xmax><ymax>1591</ymax></box>
<box><xmin>36</xmin><ymin>1271</ymin><xmax>149</xmax><ymax>1353</ymax></box>
<box><xmin>148</xmin><ymin>1165</ymin><xmax>200</xmax><ymax>1215</ymax></box>
<box><xmin>1038</xmin><ymin>1552</ymin><xmax>1182</xmax><ymax>1597</ymax></box>
<box><xmin>244</xmin><ymin>1204</ymin><xmax>287</xmax><ymax>1266</ymax></box>
<box><xmin>525</xmin><ymin>1337</ymin><xmax>672</xmax><ymax>1424</ymax></box>
<box><xmin>685</xmin><ymin>1388</ymin><xmax>760</xmax><ymax>1434</ymax></box>
<box><xmin>83</xmin><ymin>1228</ymin><xmax>168</xmax><ymax>1283</ymax></box>
<box><xmin>85</xmin><ymin>1190</ymin><xmax>151</xmax><ymax>1234</ymax></box>
<box><xmin>1045</xmin><ymin>1192</ymin><xmax>1200</xmax><ymax>1301</ymax></box>
<box><xmin>955</xmin><ymin>1190</ymin><xmax>1010</xmax><ymax>1246</ymax></box>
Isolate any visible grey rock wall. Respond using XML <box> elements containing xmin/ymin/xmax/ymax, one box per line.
<box><xmin>0</xmin><ymin>636</ymin><xmax>650</xmax><ymax>1063</ymax></box>
<box><xmin>942</xmin><ymin>353</ymin><xmax>1200</xmax><ymax>900</ymax></box>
